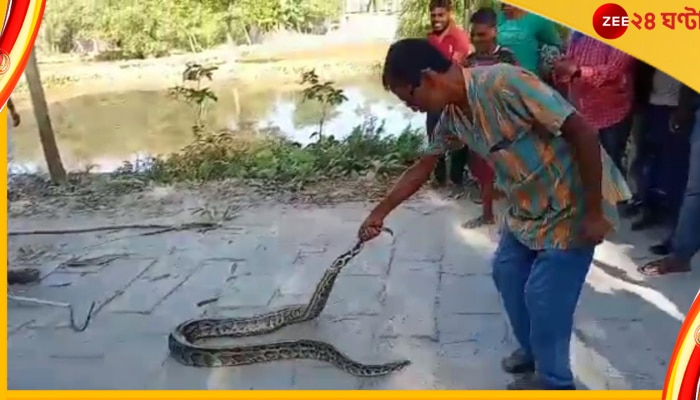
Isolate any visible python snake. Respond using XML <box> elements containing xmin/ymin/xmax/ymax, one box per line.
<box><xmin>168</xmin><ymin>228</ymin><xmax>411</xmax><ymax>377</ymax></box>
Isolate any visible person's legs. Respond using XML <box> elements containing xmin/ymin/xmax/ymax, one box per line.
<box><xmin>434</xmin><ymin>156</ymin><xmax>447</xmax><ymax>186</ymax></box>
<box><xmin>641</xmin><ymin>108</ymin><xmax>700</xmax><ymax>275</ymax></box>
<box><xmin>670</xmin><ymin>148</ymin><xmax>700</xmax><ymax>261</ymax></box>
<box><xmin>427</xmin><ymin>112</ymin><xmax>446</xmax><ymax>186</ymax></box>
<box><xmin>450</xmin><ymin>146</ymin><xmax>469</xmax><ymax>184</ymax></box>
<box><xmin>660</xmin><ymin>116</ymin><xmax>691</xmax><ymax>216</ymax></box>
<box><xmin>448</xmin><ymin>146</ymin><xmax>469</xmax><ymax>196</ymax></box>
<box><xmin>598</xmin><ymin>114</ymin><xmax>633</xmax><ymax>176</ymax></box>
<box><xmin>514</xmin><ymin>245</ymin><xmax>594</xmax><ymax>390</ymax></box>
<box><xmin>647</xmin><ymin>124</ymin><xmax>691</xmax><ymax>256</ymax></box>
<box><xmin>491</xmin><ymin>229</ymin><xmax>537</xmax><ymax>370</ymax></box>
<box><xmin>463</xmin><ymin>156</ymin><xmax>496</xmax><ymax>228</ymax></box>
<box><xmin>621</xmin><ymin>110</ymin><xmax>650</xmax><ymax>217</ymax></box>
<box><xmin>480</xmin><ymin>180</ymin><xmax>496</xmax><ymax>221</ymax></box>
<box><xmin>631</xmin><ymin>105</ymin><xmax>672</xmax><ymax>230</ymax></box>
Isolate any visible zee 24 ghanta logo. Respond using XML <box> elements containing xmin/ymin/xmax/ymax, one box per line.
<box><xmin>592</xmin><ymin>2</ymin><xmax>700</xmax><ymax>39</ymax></box>
<box><xmin>592</xmin><ymin>3</ymin><xmax>643</xmax><ymax>39</ymax></box>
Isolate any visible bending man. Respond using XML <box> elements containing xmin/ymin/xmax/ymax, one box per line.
<box><xmin>358</xmin><ymin>39</ymin><xmax>630</xmax><ymax>390</ymax></box>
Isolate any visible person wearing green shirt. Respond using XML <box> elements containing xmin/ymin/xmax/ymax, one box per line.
<box><xmin>497</xmin><ymin>4</ymin><xmax>561</xmax><ymax>77</ymax></box>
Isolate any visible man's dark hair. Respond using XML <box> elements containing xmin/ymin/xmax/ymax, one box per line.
<box><xmin>429</xmin><ymin>0</ymin><xmax>452</xmax><ymax>11</ymax></box>
<box><xmin>381</xmin><ymin>38</ymin><xmax>452</xmax><ymax>89</ymax></box>
<box><xmin>470</xmin><ymin>7</ymin><xmax>497</xmax><ymax>27</ymax></box>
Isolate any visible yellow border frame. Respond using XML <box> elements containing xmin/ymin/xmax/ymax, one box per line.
<box><xmin>4</xmin><ymin>391</ymin><xmax>664</xmax><ymax>399</ymax></box>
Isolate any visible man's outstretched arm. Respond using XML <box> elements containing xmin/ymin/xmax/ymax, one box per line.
<box><xmin>371</xmin><ymin>155</ymin><xmax>439</xmax><ymax>218</ymax></box>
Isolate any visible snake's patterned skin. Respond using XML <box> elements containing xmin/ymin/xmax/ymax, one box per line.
<box><xmin>168</xmin><ymin>228</ymin><xmax>411</xmax><ymax>377</ymax></box>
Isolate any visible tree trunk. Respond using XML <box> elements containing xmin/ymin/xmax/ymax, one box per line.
<box><xmin>24</xmin><ymin>48</ymin><xmax>66</xmax><ymax>183</ymax></box>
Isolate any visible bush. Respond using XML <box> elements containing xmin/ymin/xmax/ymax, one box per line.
<box><xmin>139</xmin><ymin>120</ymin><xmax>424</xmax><ymax>185</ymax></box>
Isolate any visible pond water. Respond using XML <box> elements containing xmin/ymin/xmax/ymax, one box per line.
<box><xmin>10</xmin><ymin>77</ymin><xmax>425</xmax><ymax>173</ymax></box>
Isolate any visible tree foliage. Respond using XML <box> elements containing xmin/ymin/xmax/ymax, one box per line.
<box><xmin>39</xmin><ymin>0</ymin><xmax>343</xmax><ymax>59</ymax></box>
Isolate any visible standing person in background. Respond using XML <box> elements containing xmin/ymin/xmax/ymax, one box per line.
<box><xmin>622</xmin><ymin>61</ymin><xmax>655</xmax><ymax>217</ymax></box>
<box><xmin>639</xmin><ymin>86</ymin><xmax>700</xmax><ymax>276</ymax></box>
<box><xmin>461</xmin><ymin>7</ymin><xmax>518</xmax><ymax>229</ymax></box>
<box><xmin>497</xmin><ymin>3</ymin><xmax>561</xmax><ymax>78</ymax></box>
<box><xmin>426</xmin><ymin>0</ymin><xmax>471</xmax><ymax>196</ymax></box>
<box><xmin>553</xmin><ymin>32</ymin><xmax>635</xmax><ymax>178</ymax></box>
<box><xmin>624</xmin><ymin>67</ymin><xmax>690</xmax><ymax>231</ymax></box>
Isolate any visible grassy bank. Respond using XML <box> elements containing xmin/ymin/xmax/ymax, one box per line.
<box><xmin>8</xmin><ymin>118</ymin><xmax>425</xmax><ymax>219</ymax></box>
<box><xmin>127</xmin><ymin>119</ymin><xmax>423</xmax><ymax>186</ymax></box>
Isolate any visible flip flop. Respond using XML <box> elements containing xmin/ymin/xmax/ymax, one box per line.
<box><xmin>637</xmin><ymin>258</ymin><xmax>691</xmax><ymax>277</ymax></box>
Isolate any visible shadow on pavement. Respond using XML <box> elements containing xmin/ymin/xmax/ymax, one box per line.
<box><xmin>572</xmin><ymin>220</ymin><xmax>698</xmax><ymax>389</ymax></box>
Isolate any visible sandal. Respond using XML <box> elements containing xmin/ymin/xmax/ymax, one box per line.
<box><xmin>462</xmin><ymin>215</ymin><xmax>495</xmax><ymax>229</ymax></box>
<box><xmin>638</xmin><ymin>257</ymin><xmax>691</xmax><ymax>277</ymax></box>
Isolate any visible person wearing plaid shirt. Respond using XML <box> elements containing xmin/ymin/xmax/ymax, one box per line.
<box><xmin>358</xmin><ymin>38</ymin><xmax>631</xmax><ymax>390</ymax></box>
<box><xmin>553</xmin><ymin>32</ymin><xmax>635</xmax><ymax>176</ymax></box>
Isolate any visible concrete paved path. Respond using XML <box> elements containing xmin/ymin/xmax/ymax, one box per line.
<box><xmin>7</xmin><ymin>197</ymin><xmax>698</xmax><ymax>389</ymax></box>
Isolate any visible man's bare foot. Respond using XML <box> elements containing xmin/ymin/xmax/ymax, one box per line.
<box><xmin>638</xmin><ymin>257</ymin><xmax>691</xmax><ymax>277</ymax></box>
<box><xmin>462</xmin><ymin>215</ymin><xmax>496</xmax><ymax>229</ymax></box>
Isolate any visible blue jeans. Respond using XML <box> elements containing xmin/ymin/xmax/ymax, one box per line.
<box><xmin>599</xmin><ymin>114</ymin><xmax>633</xmax><ymax>176</ymax></box>
<box><xmin>492</xmin><ymin>230</ymin><xmax>594</xmax><ymax>389</ymax></box>
<box><xmin>633</xmin><ymin>105</ymin><xmax>690</xmax><ymax>212</ymax></box>
<box><xmin>671</xmin><ymin>108</ymin><xmax>700</xmax><ymax>262</ymax></box>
